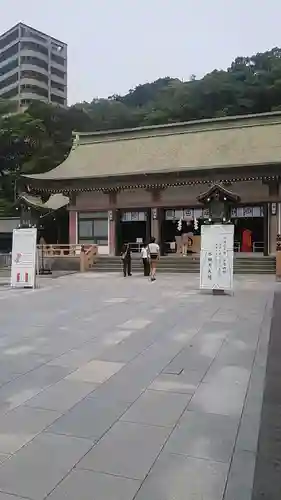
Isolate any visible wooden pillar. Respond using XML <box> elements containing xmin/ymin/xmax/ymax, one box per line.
<box><xmin>151</xmin><ymin>208</ymin><xmax>159</xmax><ymax>241</ymax></box>
<box><xmin>146</xmin><ymin>208</ymin><xmax>152</xmax><ymax>244</ymax></box>
<box><xmin>108</xmin><ymin>210</ymin><xmax>116</xmax><ymax>256</ymax></box>
<box><xmin>108</xmin><ymin>191</ymin><xmax>119</xmax><ymax>256</ymax></box>
<box><xmin>265</xmin><ymin>180</ymin><xmax>279</xmax><ymax>255</ymax></box>
<box><xmin>149</xmin><ymin>188</ymin><xmax>162</xmax><ymax>248</ymax></box>
<box><xmin>69</xmin><ymin>211</ymin><xmax>77</xmax><ymax>244</ymax></box>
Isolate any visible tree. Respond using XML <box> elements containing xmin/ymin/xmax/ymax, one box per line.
<box><xmin>0</xmin><ymin>107</ymin><xmax>47</xmax><ymax>214</ymax></box>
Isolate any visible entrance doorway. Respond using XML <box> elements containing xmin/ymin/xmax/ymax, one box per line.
<box><xmin>161</xmin><ymin>209</ymin><xmax>195</xmax><ymax>254</ymax></box>
<box><xmin>118</xmin><ymin>210</ymin><xmax>150</xmax><ymax>253</ymax></box>
<box><xmin>231</xmin><ymin>205</ymin><xmax>265</xmax><ymax>253</ymax></box>
<box><xmin>233</xmin><ymin>218</ymin><xmax>264</xmax><ymax>253</ymax></box>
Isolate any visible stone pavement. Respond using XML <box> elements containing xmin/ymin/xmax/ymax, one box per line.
<box><xmin>0</xmin><ymin>273</ymin><xmax>276</xmax><ymax>499</ymax></box>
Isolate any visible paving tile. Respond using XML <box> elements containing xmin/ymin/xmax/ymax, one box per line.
<box><xmin>100</xmin><ymin>330</ymin><xmax>134</xmax><ymax>347</ymax></box>
<box><xmin>25</xmin><ymin>379</ymin><xmax>97</xmax><ymax>412</ymax></box>
<box><xmin>47</xmin><ymin>345</ymin><xmax>100</xmax><ymax>368</ymax></box>
<box><xmin>97</xmin><ymin>333</ymin><xmax>148</xmax><ymax>363</ymax></box>
<box><xmin>165</xmin><ymin>411</ymin><xmax>239</xmax><ymax>462</ymax></box>
<box><xmin>148</xmin><ymin>371</ymin><xmax>203</xmax><ymax>394</ymax></box>
<box><xmin>0</xmin><ymin>432</ymin><xmax>93</xmax><ymax>499</ymax></box>
<box><xmin>134</xmin><ymin>452</ymin><xmax>229</xmax><ymax>500</ymax></box>
<box><xmin>0</xmin><ymin>353</ymin><xmax>49</xmax><ymax>376</ymax></box>
<box><xmin>163</xmin><ymin>350</ymin><xmax>213</xmax><ymax>374</ymax></box>
<box><xmin>235</xmin><ymin>412</ymin><xmax>261</xmax><ymax>453</ymax></box>
<box><xmin>0</xmin><ymin>494</ymin><xmax>27</xmax><ymax>500</ymax></box>
<box><xmin>77</xmin><ymin>421</ymin><xmax>170</xmax><ymax>480</ymax></box>
<box><xmin>188</xmin><ymin>381</ymin><xmax>247</xmax><ymax>416</ymax></box>
<box><xmin>48</xmin><ymin>395</ymin><xmax>130</xmax><ymax>439</ymax></box>
<box><xmin>202</xmin><ymin>365</ymin><xmax>251</xmax><ymax>389</ymax></box>
<box><xmin>0</xmin><ymin>365</ymin><xmax>72</xmax><ymax>413</ymax></box>
<box><xmin>224</xmin><ymin>450</ymin><xmax>256</xmax><ymax>500</ymax></box>
<box><xmin>104</xmin><ymin>297</ymin><xmax>128</xmax><ymax>303</ymax></box>
<box><xmin>0</xmin><ymin>405</ymin><xmax>61</xmax><ymax>454</ymax></box>
<box><xmin>119</xmin><ymin>318</ymin><xmax>151</xmax><ymax>330</ymax></box>
<box><xmin>211</xmin><ymin>341</ymin><xmax>256</xmax><ymax>368</ymax></box>
<box><xmin>121</xmin><ymin>390</ymin><xmax>190</xmax><ymax>427</ymax></box>
<box><xmin>48</xmin><ymin>469</ymin><xmax>141</xmax><ymax>500</ymax></box>
<box><xmin>66</xmin><ymin>359</ymin><xmax>125</xmax><ymax>384</ymax></box>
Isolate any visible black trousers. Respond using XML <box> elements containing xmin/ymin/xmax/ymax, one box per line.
<box><xmin>122</xmin><ymin>259</ymin><xmax>131</xmax><ymax>276</ymax></box>
<box><xmin>142</xmin><ymin>258</ymin><xmax>150</xmax><ymax>276</ymax></box>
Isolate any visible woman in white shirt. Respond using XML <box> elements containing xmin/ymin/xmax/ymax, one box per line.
<box><xmin>141</xmin><ymin>244</ymin><xmax>150</xmax><ymax>276</ymax></box>
<box><xmin>147</xmin><ymin>237</ymin><xmax>160</xmax><ymax>281</ymax></box>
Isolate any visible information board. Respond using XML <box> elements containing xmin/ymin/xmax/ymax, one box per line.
<box><xmin>200</xmin><ymin>224</ymin><xmax>234</xmax><ymax>291</ymax></box>
<box><xmin>11</xmin><ymin>228</ymin><xmax>37</xmax><ymax>288</ymax></box>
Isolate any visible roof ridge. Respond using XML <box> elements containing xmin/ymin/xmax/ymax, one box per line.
<box><xmin>73</xmin><ymin>110</ymin><xmax>281</xmax><ymax>142</ymax></box>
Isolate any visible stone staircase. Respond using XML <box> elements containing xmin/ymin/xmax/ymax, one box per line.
<box><xmin>90</xmin><ymin>255</ymin><xmax>276</xmax><ymax>274</ymax></box>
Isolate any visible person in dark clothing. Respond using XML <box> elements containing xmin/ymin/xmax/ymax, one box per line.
<box><xmin>121</xmin><ymin>243</ymin><xmax>132</xmax><ymax>277</ymax></box>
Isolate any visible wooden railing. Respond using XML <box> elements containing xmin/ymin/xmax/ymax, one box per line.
<box><xmin>37</xmin><ymin>244</ymin><xmax>98</xmax><ymax>273</ymax></box>
<box><xmin>37</xmin><ymin>244</ymin><xmax>84</xmax><ymax>257</ymax></box>
<box><xmin>80</xmin><ymin>244</ymin><xmax>98</xmax><ymax>272</ymax></box>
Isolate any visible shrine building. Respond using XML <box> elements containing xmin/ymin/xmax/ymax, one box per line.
<box><xmin>22</xmin><ymin>111</ymin><xmax>281</xmax><ymax>256</ymax></box>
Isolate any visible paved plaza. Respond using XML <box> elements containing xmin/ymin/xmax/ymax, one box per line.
<box><xmin>0</xmin><ymin>272</ymin><xmax>276</xmax><ymax>499</ymax></box>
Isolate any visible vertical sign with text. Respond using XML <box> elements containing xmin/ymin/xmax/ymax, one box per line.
<box><xmin>11</xmin><ymin>228</ymin><xmax>37</xmax><ymax>289</ymax></box>
<box><xmin>200</xmin><ymin>224</ymin><xmax>234</xmax><ymax>291</ymax></box>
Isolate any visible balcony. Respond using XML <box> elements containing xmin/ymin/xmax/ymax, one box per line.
<box><xmin>19</xmin><ymin>49</ymin><xmax>49</xmax><ymax>63</ymax></box>
<box><xmin>19</xmin><ymin>91</ymin><xmax>48</xmax><ymax>103</ymax></box>
<box><xmin>20</xmin><ymin>77</ymin><xmax>48</xmax><ymax>90</ymax></box>
<box><xmin>20</xmin><ymin>63</ymin><xmax>49</xmax><ymax>77</ymax></box>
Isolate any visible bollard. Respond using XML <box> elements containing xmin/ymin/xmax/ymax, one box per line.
<box><xmin>80</xmin><ymin>245</ymin><xmax>86</xmax><ymax>273</ymax></box>
<box><xmin>276</xmin><ymin>234</ymin><xmax>281</xmax><ymax>280</ymax></box>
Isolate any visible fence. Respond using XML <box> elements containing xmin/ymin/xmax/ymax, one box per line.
<box><xmin>0</xmin><ymin>253</ymin><xmax>11</xmax><ymax>269</ymax></box>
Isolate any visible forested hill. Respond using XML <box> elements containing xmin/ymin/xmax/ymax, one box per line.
<box><xmin>72</xmin><ymin>47</ymin><xmax>281</xmax><ymax>130</ymax></box>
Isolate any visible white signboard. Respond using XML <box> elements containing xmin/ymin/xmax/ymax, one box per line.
<box><xmin>11</xmin><ymin>228</ymin><xmax>37</xmax><ymax>288</ymax></box>
<box><xmin>200</xmin><ymin>224</ymin><xmax>234</xmax><ymax>291</ymax></box>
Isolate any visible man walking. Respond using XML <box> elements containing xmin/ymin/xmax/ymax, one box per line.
<box><xmin>121</xmin><ymin>243</ymin><xmax>132</xmax><ymax>277</ymax></box>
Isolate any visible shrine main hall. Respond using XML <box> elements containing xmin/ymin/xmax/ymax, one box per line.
<box><xmin>24</xmin><ymin>111</ymin><xmax>281</xmax><ymax>256</ymax></box>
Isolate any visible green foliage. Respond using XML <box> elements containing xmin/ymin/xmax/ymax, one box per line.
<box><xmin>73</xmin><ymin>47</ymin><xmax>281</xmax><ymax>128</ymax></box>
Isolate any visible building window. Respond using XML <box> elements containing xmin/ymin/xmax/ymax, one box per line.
<box><xmin>51</xmin><ymin>94</ymin><xmax>65</xmax><ymax>105</ymax></box>
<box><xmin>20</xmin><ymin>84</ymin><xmax>48</xmax><ymax>98</ymax></box>
<box><xmin>0</xmin><ymin>86</ymin><xmax>18</xmax><ymax>98</ymax></box>
<box><xmin>21</xmin><ymin>27</ymin><xmax>47</xmax><ymax>44</ymax></box>
<box><xmin>78</xmin><ymin>212</ymin><xmax>108</xmax><ymax>245</ymax></box>
<box><xmin>20</xmin><ymin>56</ymin><xmax>49</xmax><ymax>71</ymax></box>
<box><xmin>51</xmin><ymin>66</ymin><xmax>65</xmax><ymax>79</ymax></box>
<box><xmin>0</xmin><ymin>72</ymin><xmax>18</xmax><ymax>90</ymax></box>
<box><xmin>51</xmin><ymin>80</ymin><xmax>65</xmax><ymax>92</ymax></box>
<box><xmin>51</xmin><ymin>52</ymin><xmax>65</xmax><ymax>65</ymax></box>
<box><xmin>20</xmin><ymin>99</ymin><xmax>32</xmax><ymax>106</ymax></box>
<box><xmin>0</xmin><ymin>28</ymin><xmax>19</xmax><ymax>50</ymax></box>
<box><xmin>0</xmin><ymin>43</ymin><xmax>19</xmax><ymax>64</ymax></box>
<box><xmin>20</xmin><ymin>41</ymin><xmax>48</xmax><ymax>56</ymax></box>
<box><xmin>0</xmin><ymin>58</ymin><xmax>19</xmax><ymax>77</ymax></box>
<box><xmin>21</xmin><ymin>70</ymin><xmax>48</xmax><ymax>84</ymax></box>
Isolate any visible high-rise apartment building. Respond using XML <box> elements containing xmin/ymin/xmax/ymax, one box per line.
<box><xmin>0</xmin><ymin>22</ymin><xmax>67</xmax><ymax>108</ymax></box>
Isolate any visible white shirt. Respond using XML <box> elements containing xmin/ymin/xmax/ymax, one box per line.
<box><xmin>148</xmin><ymin>242</ymin><xmax>160</xmax><ymax>255</ymax></box>
<box><xmin>141</xmin><ymin>247</ymin><xmax>148</xmax><ymax>259</ymax></box>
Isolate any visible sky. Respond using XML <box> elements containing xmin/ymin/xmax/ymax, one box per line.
<box><xmin>1</xmin><ymin>0</ymin><xmax>281</xmax><ymax>104</ymax></box>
